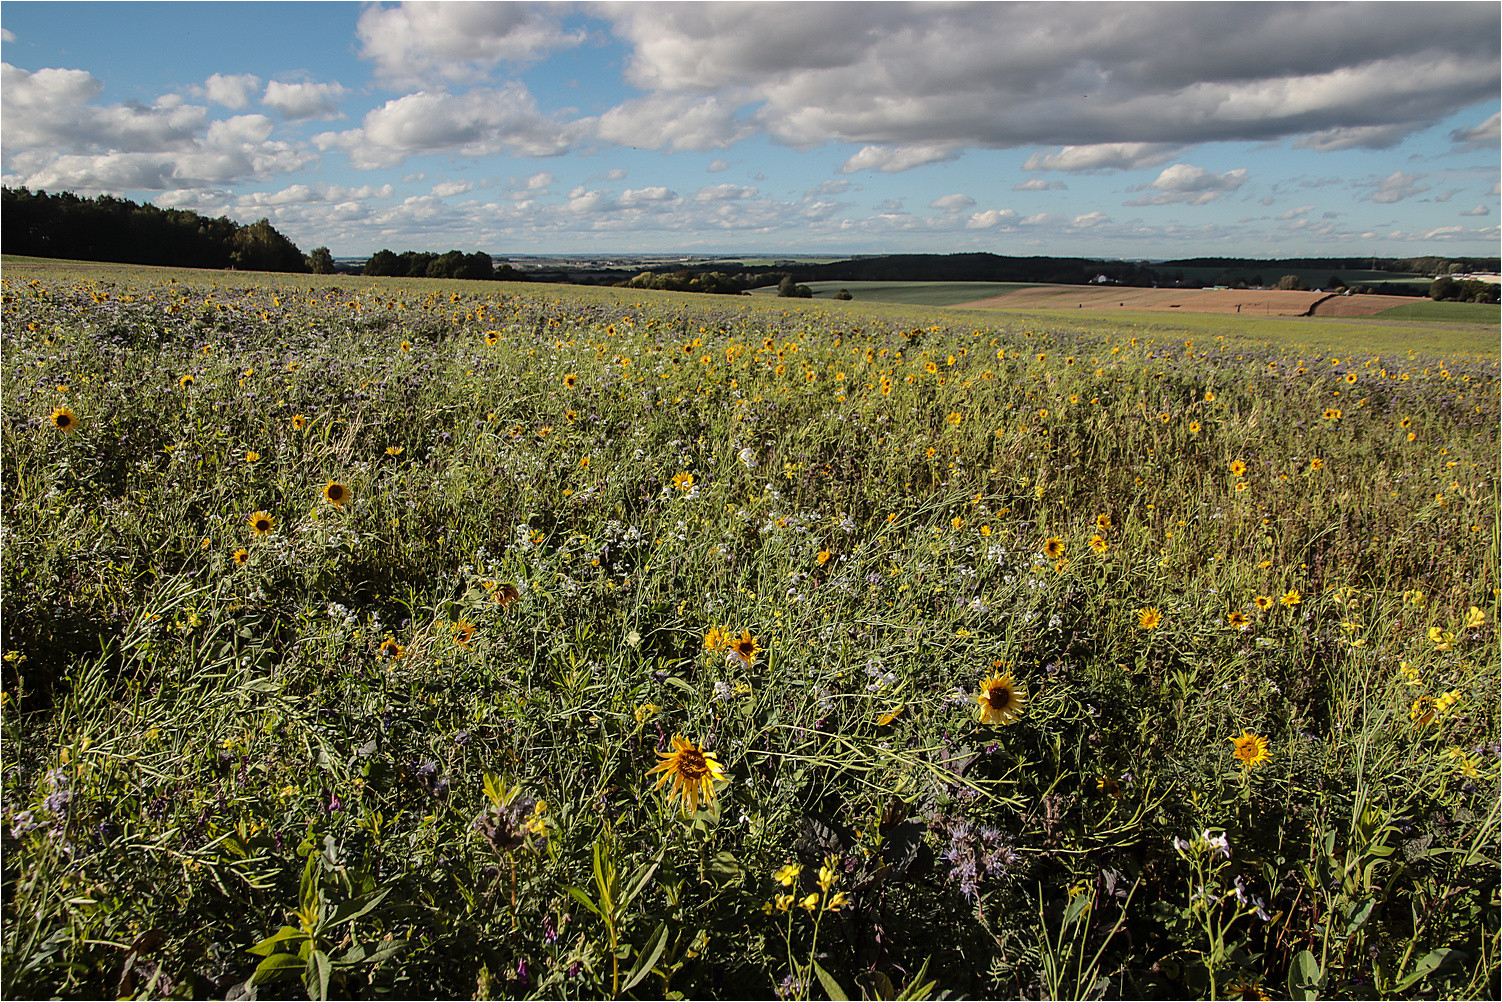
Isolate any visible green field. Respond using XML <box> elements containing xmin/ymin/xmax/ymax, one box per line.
<box><xmin>766</xmin><ymin>281</ymin><xmax>1047</xmax><ymax>306</ymax></box>
<box><xmin>3</xmin><ymin>258</ymin><xmax>1498</xmax><ymax>1000</ymax></box>
<box><xmin>1375</xmin><ymin>298</ymin><xmax>1502</xmax><ymax>323</ymax></box>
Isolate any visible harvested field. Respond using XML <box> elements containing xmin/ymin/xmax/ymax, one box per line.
<box><xmin>954</xmin><ymin>284</ymin><xmax>1407</xmax><ymax>317</ymax></box>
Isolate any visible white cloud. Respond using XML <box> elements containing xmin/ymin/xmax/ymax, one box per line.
<box><xmin>1072</xmin><ymin>211</ymin><xmax>1112</xmax><ymax>228</ymax></box>
<box><xmin>930</xmin><ymin>193</ymin><xmax>976</xmax><ymax>211</ymax></box>
<box><xmin>1460</xmin><ymin>204</ymin><xmax>1490</xmax><ymax>217</ymax></box>
<box><xmin>262</xmin><ymin>80</ymin><xmax>347</xmax><ymax>120</ymax></box>
<box><xmin>603</xmin><ymin>168</ymin><xmax>626</xmax><ymax>181</ymax></box>
<box><xmin>1</xmin><ymin>29</ymin><xmax>16</xmax><ymax>43</ymax></box>
<box><xmin>619</xmin><ymin>186</ymin><xmax>676</xmax><ymax>206</ymax></box>
<box><xmin>707</xmin><ymin>158</ymin><xmax>730</xmax><ymax>173</ymax></box>
<box><xmin>1013</xmin><ymin>178</ymin><xmax>1066</xmax><ymax>191</ymax></box>
<box><xmin>1294</xmin><ymin>123</ymin><xmax>1413</xmax><ymax>152</ymax></box>
<box><xmin>430</xmin><ymin>179</ymin><xmax>473</xmax><ymax>198</ymax></box>
<box><xmin>1124</xmin><ymin>164</ymin><xmax>1249</xmax><ymax>206</ymax></box>
<box><xmin>965</xmin><ymin>209</ymin><xmax>1018</xmax><ymax>229</ymax></box>
<box><xmin>838</xmin><ymin>144</ymin><xmax>959</xmax><ymax>174</ymax></box>
<box><xmin>1</xmin><ymin>62</ymin><xmax>312</xmax><ymax>193</ymax></box>
<box><xmin>596</xmin><ymin>93</ymin><xmax>752</xmax><ymax>152</ymax></box>
<box><xmin>1278</xmin><ymin>205</ymin><xmax>1316</xmax><ymax>220</ymax></box>
<box><xmin>1368</xmin><ymin>171</ymin><xmax>1430</xmax><ymax>204</ymax></box>
<box><xmin>357</xmin><ymin>2</ymin><xmax>584</xmax><ymax>84</ymax></box>
<box><xmin>315</xmin><ymin>84</ymin><xmax>586</xmax><ymax>168</ymax></box>
<box><xmin>1023</xmin><ymin>143</ymin><xmax>1183</xmax><ymax>173</ymax></box>
<box><xmin>202</xmin><ymin>73</ymin><xmax>262</xmax><ymax>110</ymax></box>
<box><xmin>693</xmin><ymin>183</ymin><xmax>757</xmax><ymax>202</ymax></box>
<box><xmin>602</xmin><ymin>4</ymin><xmax>1499</xmax><ymax>152</ymax></box>
<box><xmin>1451</xmin><ymin>112</ymin><xmax>1500</xmax><ymax>148</ymax></box>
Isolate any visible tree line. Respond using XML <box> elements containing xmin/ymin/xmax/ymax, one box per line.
<box><xmin>2</xmin><ymin>187</ymin><xmax>311</xmax><ymax>273</ymax></box>
<box><xmin>361</xmin><ymin>248</ymin><xmax>524</xmax><ymax>282</ymax></box>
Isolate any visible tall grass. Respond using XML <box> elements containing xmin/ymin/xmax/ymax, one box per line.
<box><xmin>2</xmin><ymin>265</ymin><xmax>1497</xmax><ymax>1000</ymax></box>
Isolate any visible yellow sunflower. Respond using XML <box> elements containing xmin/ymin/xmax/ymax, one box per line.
<box><xmin>379</xmin><ymin>637</ymin><xmax>405</xmax><ymax>659</ymax></box>
<box><xmin>1095</xmin><ymin>513</ymin><xmax>1113</xmax><ymax>532</ymax></box>
<box><xmin>233</xmin><ymin>548</ymin><xmax>249</xmax><ymax>566</ymax></box>
<box><xmin>248</xmin><ymin>510</ymin><xmax>275</xmax><ymax>535</ymax></box>
<box><xmin>1089</xmin><ymin>535</ymin><xmax>1109</xmax><ymax>554</ymax></box>
<box><xmin>291</xmin><ymin>414</ymin><xmax>308</xmax><ymax>431</ymax></box>
<box><xmin>703</xmin><ymin>626</ymin><xmax>728</xmax><ymax>652</ymax></box>
<box><xmin>1042</xmin><ymin>537</ymin><xmax>1067</xmax><ymax>560</ymax></box>
<box><xmin>1229</xmin><ymin>459</ymin><xmax>1247</xmax><ymax>477</ymax></box>
<box><xmin>322</xmin><ymin>481</ymin><xmax>350</xmax><ymax>508</ymax></box>
<box><xmin>648</xmin><ymin>735</ymin><xmax>728</xmax><ymax>815</ymax></box>
<box><xmin>1227</xmin><ymin>610</ymin><xmax>1250</xmax><ymax>630</ymax></box>
<box><xmin>976</xmin><ymin>670</ymin><xmax>1026</xmax><ymax>725</ymax></box>
<box><xmin>1253</xmin><ymin>594</ymin><xmax>1274</xmax><ymax>611</ymax></box>
<box><xmin>1228</xmin><ymin>729</ymin><xmax>1270</xmax><ymax>768</ymax></box>
<box><xmin>727</xmin><ymin>630</ymin><xmax>760</xmax><ymax>668</ymax></box>
<box><xmin>563</xmin><ymin>372</ymin><xmax>577</xmax><ymax>389</ymax></box>
<box><xmin>1137</xmin><ymin>607</ymin><xmax>1162</xmax><ymax>630</ymax></box>
<box><xmin>1280</xmin><ymin>589</ymin><xmax>1302</xmax><ymax>607</ymax></box>
<box><xmin>51</xmin><ymin>407</ymin><xmax>78</xmax><ymax>433</ymax></box>
<box><xmin>178</xmin><ymin>374</ymin><xmax>195</xmax><ymax>388</ymax></box>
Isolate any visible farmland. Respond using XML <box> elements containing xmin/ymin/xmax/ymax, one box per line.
<box><xmin>2</xmin><ymin>259</ymin><xmax>1498</xmax><ymax>1000</ymax></box>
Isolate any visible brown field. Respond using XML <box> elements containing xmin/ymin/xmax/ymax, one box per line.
<box><xmin>953</xmin><ymin>285</ymin><xmax>1405</xmax><ymax>317</ymax></box>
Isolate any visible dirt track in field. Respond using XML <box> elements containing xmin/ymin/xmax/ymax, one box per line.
<box><xmin>953</xmin><ymin>285</ymin><xmax>1403</xmax><ymax>317</ymax></box>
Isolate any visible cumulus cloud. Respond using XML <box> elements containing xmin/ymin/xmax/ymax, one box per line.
<box><xmin>1293</xmin><ymin>123</ymin><xmax>1414</xmax><ymax>151</ymax></box>
<box><xmin>1460</xmin><ymin>204</ymin><xmax>1490</xmax><ymax>217</ymax></box>
<box><xmin>430</xmin><ymin>179</ymin><xmax>473</xmax><ymax>197</ymax></box>
<box><xmin>965</xmin><ymin>208</ymin><xmax>1019</xmax><ymax>229</ymax></box>
<box><xmin>595</xmin><ymin>93</ymin><xmax>752</xmax><ymax>152</ymax></box>
<box><xmin>1</xmin><ymin>29</ymin><xmax>16</xmax><ymax>43</ymax></box>
<box><xmin>357</xmin><ymin>1</ymin><xmax>584</xmax><ymax>84</ymax></box>
<box><xmin>601</xmin><ymin>3</ymin><xmax>1499</xmax><ymax>152</ymax></box>
<box><xmin>1451</xmin><ymin>111</ymin><xmax>1500</xmax><ymax>148</ymax></box>
<box><xmin>839</xmin><ymin>144</ymin><xmax>960</xmax><ymax>174</ymax></box>
<box><xmin>1013</xmin><ymin>178</ymin><xmax>1066</xmax><ymax>191</ymax></box>
<box><xmin>315</xmin><ymin>83</ymin><xmax>587</xmax><ymax>168</ymax></box>
<box><xmin>2</xmin><ymin>62</ymin><xmax>312</xmax><ymax>192</ymax></box>
<box><xmin>707</xmin><ymin>158</ymin><xmax>730</xmax><ymax>173</ymax></box>
<box><xmin>1368</xmin><ymin>170</ymin><xmax>1430</xmax><ymax>203</ymax></box>
<box><xmin>930</xmin><ymin>193</ymin><xmax>976</xmax><ymax>211</ymax></box>
<box><xmin>262</xmin><ymin>80</ymin><xmax>348</xmax><ymax>120</ymax></box>
<box><xmin>1124</xmin><ymin>164</ymin><xmax>1249</xmax><ymax>206</ymax></box>
<box><xmin>1023</xmin><ymin>143</ymin><xmax>1183</xmax><ymax>173</ymax></box>
<box><xmin>201</xmin><ymin>73</ymin><xmax>263</xmax><ymax>110</ymax></box>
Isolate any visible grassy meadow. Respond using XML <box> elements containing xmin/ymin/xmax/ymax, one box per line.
<box><xmin>2</xmin><ymin>260</ymin><xmax>1498</xmax><ymax>1000</ymax></box>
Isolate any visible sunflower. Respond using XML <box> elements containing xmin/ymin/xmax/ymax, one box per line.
<box><xmin>1225</xmin><ymin>976</ymin><xmax>1271</xmax><ymax>1001</ymax></box>
<box><xmin>563</xmin><ymin>372</ymin><xmax>577</xmax><ymax>389</ymax></box>
<box><xmin>976</xmin><ymin>670</ymin><xmax>1026</xmax><ymax>726</ymax></box>
<box><xmin>50</xmin><ymin>407</ymin><xmax>78</xmax><ymax>433</ymax></box>
<box><xmin>1309</xmin><ymin>458</ymin><xmax>1324</xmax><ymax>470</ymax></box>
<box><xmin>233</xmin><ymin>548</ymin><xmax>249</xmax><ymax>566</ymax></box>
<box><xmin>1095</xmin><ymin>513</ymin><xmax>1113</xmax><ymax>532</ymax></box>
<box><xmin>485</xmin><ymin>331</ymin><xmax>500</xmax><ymax>346</ymax></box>
<box><xmin>1229</xmin><ymin>459</ymin><xmax>1247</xmax><ymax>477</ymax></box>
<box><xmin>1042</xmin><ymin>537</ymin><xmax>1067</xmax><ymax>560</ymax></box>
<box><xmin>178</xmin><ymin>374</ymin><xmax>195</xmax><ymax>388</ymax></box>
<box><xmin>1227</xmin><ymin>610</ymin><xmax>1250</xmax><ymax>630</ymax></box>
<box><xmin>877</xmin><ymin>705</ymin><xmax>904</xmax><ymax>726</ymax></box>
<box><xmin>671</xmin><ymin>472</ymin><xmax>695</xmax><ymax>491</ymax></box>
<box><xmin>291</xmin><ymin>414</ymin><xmax>308</xmax><ymax>431</ymax></box>
<box><xmin>703</xmin><ymin>626</ymin><xmax>729</xmax><ymax>652</ymax></box>
<box><xmin>816</xmin><ymin>549</ymin><xmax>832</xmax><ymax>566</ymax></box>
<box><xmin>378</xmin><ymin>637</ymin><xmax>405</xmax><ymax>659</ymax></box>
<box><xmin>1252</xmin><ymin>594</ymin><xmax>1274</xmax><ymax>611</ymax></box>
<box><xmin>1228</xmin><ymin>729</ymin><xmax>1270</xmax><ymax>768</ymax></box>
<box><xmin>1089</xmin><ymin>534</ymin><xmax>1109</xmax><ymax>554</ymax></box>
<box><xmin>1137</xmin><ymin>607</ymin><xmax>1162</xmax><ymax>630</ymax></box>
<box><xmin>648</xmin><ymin>734</ymin><xmax>728</xmax><ymax>815</ymax></box>
<box><xmin>1188</xmin><ymin>421</ymin><xmax>1201</xmax><ymax>434</ymax></box>
<box><xmin>245</xmin><ymin>451</ymin><xmax>260</xmax><ymax>463</ymax></box>
<box><xmin>400</xmin><ymin>340</ymin><xmax>412</xmax><ymax>353</ymax></box>
<box><xmin>248</xmin><ymin>510</ymin><xmax>275</xmax><ymax>535</ymax></box>
<box><xmin>385</xmin><ymin>445</ymin><xmax>404</xmax><ymax>456</ymax></box>
<box><xmin>322</xmin><ymin>481</ymin><xmax>350</xmax><ymax>508</ymax></box>
<box><xmin>727</xmin><ymin>630</ymin><xmax>760</xmax><ymax>668</ymax></box>
<box><xmin>1280</xmin><ymin>588</ymin><xmax>1302</xmax><ymax>607</ymax></box>
<box><xmin>1323</xmin><ymin>408</ymin><xmax>1342</xmax><ymax>420</ymax></box>
<box><xmin>453</xmin><ymin>620</ymin><xmax>477</xmax><ymax>647</ymax></box>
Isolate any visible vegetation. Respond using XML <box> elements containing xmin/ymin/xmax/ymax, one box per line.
<box><xmin>1</xmin><ymin>188</ymin><xmax>307</xmax><ymax>274</ymax></box>
<box><xmin>2</xmin><ymin>261</ymin><xmax>1498</xmax><ymax>1000</ymax></box>
<box><xmin>1428</xmin><ymin>276</ymin><xmax>1500</xmax><ymax>305</ymax></box>
<box><xmin>363</xmin><ymin>249</ymin><xmax>523</xmax><ymax>282</ymax></box>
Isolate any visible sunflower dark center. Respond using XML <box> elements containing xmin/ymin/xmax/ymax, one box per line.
<box><xmin>987</xmin><ymin>685</ymin><xmax>1013</xmax><ymax>710</ymax></box>
<box><xmin>255</xmin><ymin>519</ymin><xmax>270</xmax><ymax>531</ymax></box>
<box><xmin>678</xmin><ymin>750</ymin><xmax>707</xmax><ymax>779</ymax></box>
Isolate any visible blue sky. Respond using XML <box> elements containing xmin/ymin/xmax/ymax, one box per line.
<box><xmin>3</xmin><ymin>1</ymin><xmax>1498</xmax><ymax>259</ymax></box>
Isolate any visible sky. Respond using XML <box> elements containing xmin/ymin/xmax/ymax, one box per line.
<box><xmin>2</xmin><ymin>1</ymin><xmax>1499</xmax><ymax>260</ymax></box>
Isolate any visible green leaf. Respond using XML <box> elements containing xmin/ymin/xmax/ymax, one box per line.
<box><xmin>1396</xmin><ymin>948</ymin><xmax>1462</xmax><ymax>991</ymax></box>
<box><xmin>326</xmin><ymin>886</ymin><xmax>391</xmax><ymax>929</ymax></box>
<box><xmin>564</xmin><ymin>885</ymin><xmax>603</xmax><ymax>919</ymax></box>
<box><xmin>335</xmin><ymin>936</ymin><xmax>406</xmax><ymax>968</ymax></box>
<box><xmin>247</xmin><ymin>925</ymin><xmax>306</xmax><ymax>957</ymax></box>
<box><xmin>895</xmin><ymin>958</ymin><xmax>937</xmax><ymax>1001</ymax></box>
<box><xmin>812</xmin><ymin>960</ymin><xmax>850</xmax><ymax>1001</ymax></box>
<box><xmin>248</xmin><ymin>951</ymin><xmax>304</xmax><ymax>986</ymax></box>
<box><xmin>305</xmin><ymin>948</ymin><xmax>331</xmax><ymax>1002</ymax></box>
<box><xmin>620</xmin><ymin>921</ymin><xmax>668</xmax><ymax>993</ymax></box>
<box><xmin>1285</xmin><ymin>948</ymin><xmax>1321</xmax><ymax>1002</ymax></box>
<box><xmin>1343</xmin><ymin>898</ymin><xmax>1374</xmax><ymax>937</ymax></box>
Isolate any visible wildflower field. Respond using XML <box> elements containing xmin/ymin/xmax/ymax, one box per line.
<box><xmin>2</xmin><ymin>261</ymin><xmax>1498</xmax><ymax>1000</ymax></box>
